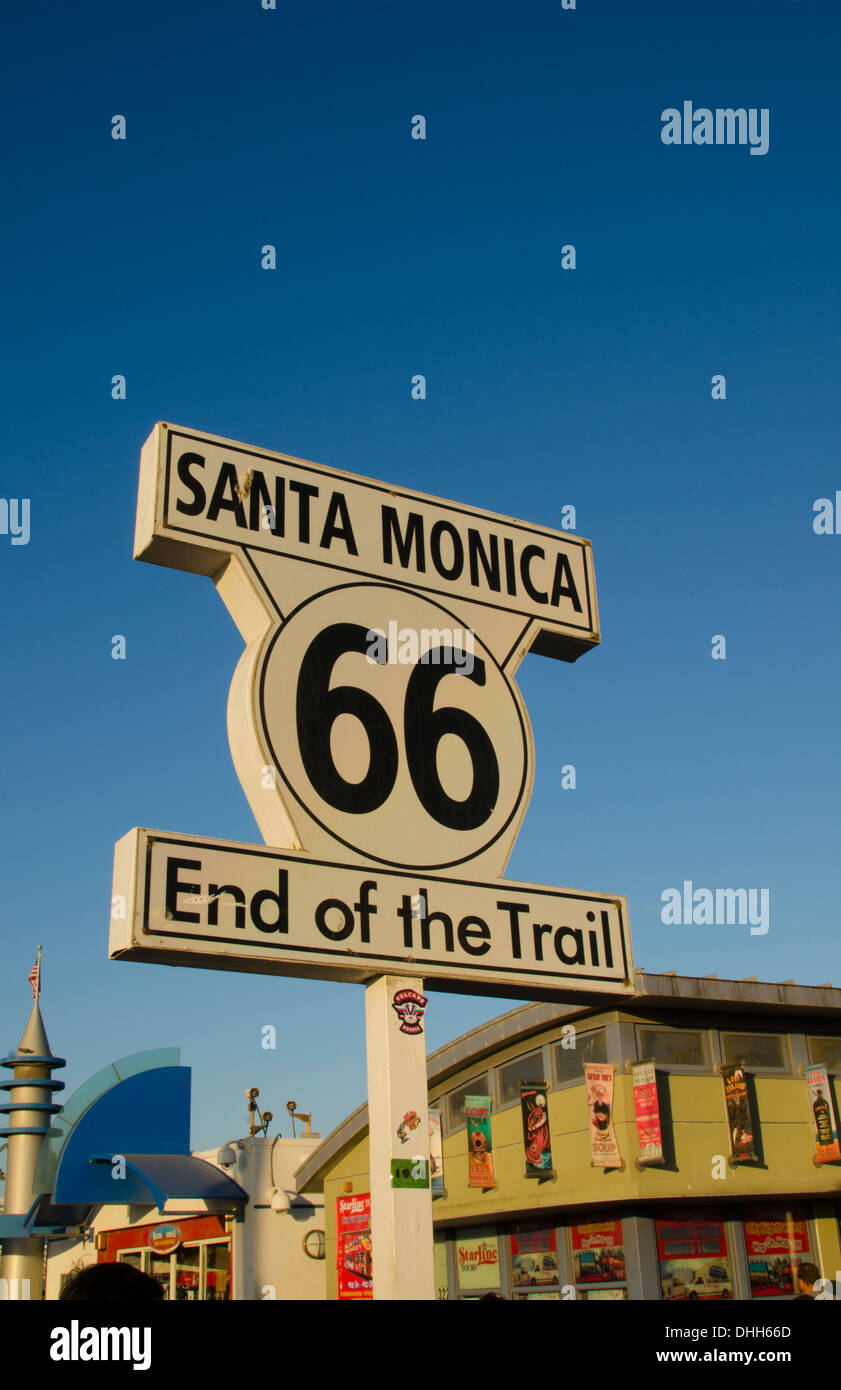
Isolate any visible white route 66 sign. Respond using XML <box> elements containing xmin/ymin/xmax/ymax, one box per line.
<box><xmin>111</xmin><ymin>422</ymin><xmax>633</xmax><ymax>999</ymax></box>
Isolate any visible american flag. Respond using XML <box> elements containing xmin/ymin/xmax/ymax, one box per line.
<box><xmin>28</xmin><ymin>949</ymin><xmax>41</xmax><ymax>1000</ymax></box>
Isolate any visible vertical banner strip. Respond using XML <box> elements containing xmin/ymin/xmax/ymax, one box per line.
<box><xmin>520</xmin><ymin>1082</ymin><xmax>553</xmax><ymax>1177</ymax></box>
<box><xmin>806</xmin><ymin>1063</ymin><xmax>841</xmax><ymax>1163</ymax></box>
<box><xmin>465</xmin><ymin>1095</ymin><xmax>496</xmax><ymax>1189</ymax></box>
<box><xmin>632</xmin><ymin>1061</ymin><xmax>664</xmax><ymax>1165</ymax></box>
<box><xmin>428</xmin><ymin>1106</ymin><xmax>445</xmax><ymax>1195</ymax></box>
<box><xmin>585</xmin><ymin>1062</ymin><xmax>621</xmax><ymax>1168</ymax></box>
<box><xmin>722</xmin><ymin>1065</ymin><xmax>759</xmax><ymax>1163</ymax></box>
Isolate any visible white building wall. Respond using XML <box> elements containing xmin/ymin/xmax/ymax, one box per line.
<box><xmin>43</xmin><ymin>1135</ymin><xmax>325</xmax><ymax>1300</ymax></box>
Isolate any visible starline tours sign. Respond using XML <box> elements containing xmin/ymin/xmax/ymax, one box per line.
<box><xmin>109</xmin><ymin>423</ymin><xmax>633</xmax><ymax>1001</ymax></box>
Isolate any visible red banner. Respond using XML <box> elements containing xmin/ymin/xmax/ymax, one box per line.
<box><xmin>632</xmin><ymin>1062</ymin><xmax>663</xmax><ymax>1164</ymax></box>
<box><xmin>336</xmin><ymin>1194</ymin><xmax>372</xmax><ymax>1300</ymax></box>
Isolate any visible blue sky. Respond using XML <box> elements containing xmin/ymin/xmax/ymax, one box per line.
<box><xmin>1</xmin><ymin>0</ymin><xmax>840</xmax><ymax>1151</ymax></box>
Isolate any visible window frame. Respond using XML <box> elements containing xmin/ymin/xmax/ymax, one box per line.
<box><xmin>635</xmin><ymin>1024</ymin><xmax>710</xmax><ymax>1072</ymax></box>
<box><xmin>441</xmin><ymin>1071</ymin><xmax>493</xmax><ymax>1132</ymax></box>
<box><xmin>552</xmin><ymin>1026</ymin><xmax>609</xmax><ymax>1089</ymax></box>
<box><xmin>719</xmin><ymin>1030</ymin><xmax>791</xmax><ymax>1075</ymax></box>
<box><xmin>496</xmin><ymin>1047</ymin><xmax>550</xmax><ymax>1112</ymax></box>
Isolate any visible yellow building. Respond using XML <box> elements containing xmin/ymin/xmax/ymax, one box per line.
<box><xmin>295</xmin><ymin>972</ymin><xmax>841</xmax><ymax>1300</ymax></box>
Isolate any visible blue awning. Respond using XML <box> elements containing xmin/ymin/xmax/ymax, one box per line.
<box><xmin>89</xmin><ymin>1153</ymin><xmax>248</xmax><ymax>1214</ymax></box>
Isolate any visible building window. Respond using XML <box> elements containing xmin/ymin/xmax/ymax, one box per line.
<box><xmin>204</xmin><ymin>1241</ymin><xmax>231</xmax><ymax>1301</ymax></box>
<box><xmin>454</xmin><ymin>1226</ymin><xmax>501</xmax><ymax>1297</ymax></box>
<box><xmin>808</xmin><ymin>1037</ymin><xmax>841</xmax><ymax>1071</ymax></box>
<box><xmin>569</xmin><ymin>1215</ymin><xmax>627</xmax><ymax>1300</ymax></box>
<box><xmin>444</xmin><ymin>1073</ymin><xmax>490</xmax><ymax>1130</ymax></box>
<box><xmin>433</xmin><ymin>1231</ymin><xmax>449</xmax><ymax>1301</ymax></box>
<box><xmin>510</xmin><ymin>1223</ymin><xmax>561</xmax><ymax>1300</ymax></box>
<box><xmin>498</xmin><ymin>1050</ymin><xmax>546</xmax><ymax>1106</ymax></box>
<box><xmin>742</xmin><ymin>1204</ymin><xmax>813</xmax><ymax>1298</ymax></box>
<box><xmin>637</xmin><ymin>1028</ymin><xmax>706</xmax><ymax>1068</ymax></box>
<box><xmin>721</xmin><ymin>1033</ymin><xmax>787</xmax><ymax>1071</ymax></box>
<box><xmin>554</xmin><ymin>1028</ymin><xmax>607</xmax><ymax>1085</ymax></box>
<box><xmin>655</xmin><ymin>1208</ymin><xmax>733</xmax><ymax>1300</ymax></box>
<box><xmin>302</xmin><ymin>1229</ymin><xmax>326</xmax><ymax>1260</ymax></box>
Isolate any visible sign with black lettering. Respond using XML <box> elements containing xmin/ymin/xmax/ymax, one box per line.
<box><xmin>111</xmin><ymin>423</ymin><xmax>634</xmax><ymax>997</ymax></box>
<box><xmin>110</xmin><ymin>829</ymin><xmax>632</xmax><ymax>1000</ymax></box>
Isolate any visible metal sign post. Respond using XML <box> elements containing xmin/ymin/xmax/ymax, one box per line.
<box><xmin>112</xmin><ymin>422</ymin><xmax>634</xmax><ymax>1300</ymax></box>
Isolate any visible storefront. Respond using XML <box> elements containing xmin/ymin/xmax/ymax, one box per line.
<box><xmin>92</xmin><ymin>1215</ymin><xmax>231</xmax><ymax>1301</ymax></box>
<box><xmin>293</xmin><ymin>972</ymin><xmax>841</xmax><ymax>1299</ymax></box>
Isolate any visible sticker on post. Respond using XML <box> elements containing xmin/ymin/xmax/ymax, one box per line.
<box><xmin>396</xmin><ymin>1110</ymin><xmax>422</xmax><ymax>1144</ymax></box>
<box><xmin>390</xmin><ymin>1157</ymin><xmax>430</xmax><ymax>1189</ymax></box>
<box><xmin>392</xmin><ymin>988</ymin><xmax>428</xmax><ymax>1034</ymax></box>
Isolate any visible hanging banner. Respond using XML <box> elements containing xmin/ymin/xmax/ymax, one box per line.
<box><xmin>632</xmin><ymin>1062</ymin><xmax>664</xmax><ymax>1164</ymax></box>
<box><xmin>520</xmin><ymin>1083</ymin><xmax>554</xmax><ymax>1177</ymax></box>
<box><xmin>805</xmin><ymin>1064</ymin><xmax>841</xmax><ymax>1163</ymax></box>
<box><xmin>465</xmin><ymin>1095</ymin><xmax>496</xmax><ymax>1189</ymax></box>
<box><xmin>722</xmin><ymin>1065</ymin><xmax>758</xmax><ymax>1162</ymax></box>
<box><xmin>336</xmin><ymin>1194</ymin><xmax>373</xmax><ymax>1300</ymax></box>
<box><xmin>428</xmin><ymin>1107</ymin><xmax>445</xmax><ymax>1196</ymax></box>
<box><xmin>585</xmin><ymin>1063</ymin><xmax>621</xmax><ymax>1168</ymax></box>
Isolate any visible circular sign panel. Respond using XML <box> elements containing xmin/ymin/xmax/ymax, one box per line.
<box><xmin>149</xmin><ymin>1222</ymin><xmax>181</xmax><ymax>1254</ymax></box>
<box><xmin>259</xmin><ymin>584</ymin><xmax>530</xmax><ymax>870</ymax></box>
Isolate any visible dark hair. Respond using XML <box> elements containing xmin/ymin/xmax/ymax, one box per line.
<box><xmin>797</xmin><ymin>1262</ymin><xmax>821</xmax><ymax>1289</ymax></box>
<box><xmin>59</xmin><ymin>1262</ymin><xmax>165</xmax><ymax>1301</ymax></box>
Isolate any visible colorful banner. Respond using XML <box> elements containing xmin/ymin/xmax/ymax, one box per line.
<box><xmin>805</xmin><ymin>1064</ymin><xmax>841</xmax><ymax>1163</ymax></box>
<box><xmin>743</xmin><ymin>1204</ymin><xmax>811</xmax><ymax>1297</ymax></box>
<box><xmin>428</xmin><ymin>1106</ymin><xmax>445</xmax><ymax>1195</ymax></box>
<box><xmin>632</xmin><ymin>1061</ymin><xmax>664</xmax><ymax>1164</ymax></box>
<box><xmin>336</xmin><ymin>1194</ymin><xmax>372</xmax><ymax>1300</ymax></box>
<box><xmin>465</xmin><ymin>1094</ymin><xmax>496</xmax><ymax>1189</ymax></box>
<box><xmin>510</xmin><ymin>1224</ymin><xmax>559</xmax><ymax>1288</ymax></box>
<box><xmin>722</xmin><ymin>1065</ymin><xmax>758</xmax><ymax>1162</ymax></box>
<box><xmin>585</xmin><ymin>1063</ymin><xmax>621</xmax><ymax>1167</ymax></box>
<box><xmin>455</xmin><ymin>1229</ymin><xmax>500</xmax><ymax>1290</ymax></box>
<box><xmin>571</xmin><ymin>1219</ymin><xmax>626</xmax><ymax>1285</ymax></box>
<box><xmin>520</xmin><ymin>1082</ymin><xmax>553</xmax><ymax>1177</ymax></box>
<box><xmin>655</xmin><ymin>1209</ymin><xmax>733</xmax><ymax>1301</ymax></box>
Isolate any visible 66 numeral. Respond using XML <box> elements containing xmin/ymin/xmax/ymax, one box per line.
<box><xmin>295</xmin><ymin>623</ymin><xmax>500</xmax><ymax>830</ymax></box>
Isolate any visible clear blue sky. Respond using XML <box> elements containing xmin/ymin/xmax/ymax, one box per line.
<box><xmin>2</xmin><ymin>0</ymin><xmax>840</xmax><ymax>1152</ymax></box>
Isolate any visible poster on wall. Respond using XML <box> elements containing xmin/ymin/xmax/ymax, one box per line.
<box><xmin>520</xmin><ymin>1082</ymin><xmax>554</xmax><ymax>1177</ymax></box>
<box><xmin>805</xmin><ymin>1064</ymin><xmax>841</xmax><ymax>1163</ymax></box>
<box><xmin>632</xmin><ymin>1061</ymin><xmax>664</xmax><ymax>1164</ymax></box>
<box><xmin>455</xmin><ymin>1228</ymin><xmax>501</xmax><ymax>1292</ymax></box>
<box><xmin>510</xmin><ymin>1224</ymin><xmax>559</xmax><ymax>1289</ymax></box>
<box><xmin>585</xmin><ymin>1063</ymin><xmax>621</xmax><ymax>1168</ymax></box>
<box><xmin>465</xmin><ymin>1094</ymin><xmax>496</xmax><ymax>1189</ymax></box>
<box><xmin>336</xmin><ymin>1194</ymin><xmax>373</xmax><ymax>1300</ymax></box>
<box><xmin>428</xmin><ymin>1106</ymin><xmax>446</xmax><ymax>1195</ymax></box>
<box><xmin>571</xmin><ymin>1218</ymin><xmax>626</xmax><ymax>1287</ymax></box>
<box><xmin>721</xmin><ymin>1065</ymin><xmax>758</xmax><ymax>1162</ymax></box>
<box><xmin>743</xmin><ymin>1205</ymin><xmax>812</xmax><ymax>1297</ymax></box>
<box><xmin>655</xmin><ymin>1210</ymin><xmax>733</xmax><ymax>1300</ymax></box>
